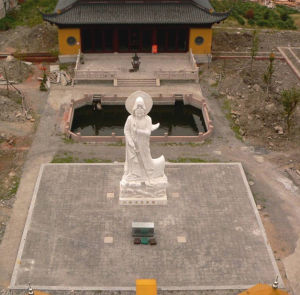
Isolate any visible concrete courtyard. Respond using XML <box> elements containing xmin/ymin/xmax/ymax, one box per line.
<box><xmin>10</xmin><ymin>163</ymin><xmax>281</xmax><ymax>291</ymax></box>
<box><xmin>79</xmin><ymin>53</ymin><xmax>195</xmax><ymax>79</ymax></box>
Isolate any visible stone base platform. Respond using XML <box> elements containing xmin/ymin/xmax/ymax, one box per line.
<box><xmin>10</xmin><ymin>163</ymin><xmax>282</xmax><ymax>291</ymax></box>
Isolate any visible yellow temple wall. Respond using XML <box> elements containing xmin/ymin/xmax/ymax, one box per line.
<box><xmin>58</xmin><ymin>28</ymin><xmax>81</xmax><ymax>55</ymax></box>
<box><xmin>189</xmin><ymin>28</ymin><xmax>212</xmax><ymax>54</ymax></box>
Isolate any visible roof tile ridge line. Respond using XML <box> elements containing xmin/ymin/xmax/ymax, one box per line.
<box><xmin>42</xmin><ymin>0</ymin><xmax>82</xmax><ymax>17</ymax></box>
<box><xmin>191</xmin><ymin>0</ymin><xmax>231</xmax><ymax>17</ymax></box>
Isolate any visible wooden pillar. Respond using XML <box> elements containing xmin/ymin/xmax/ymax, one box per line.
<box><xmin>113</xmin><ymin>26</ymin><xmax>118</xmax><ymax>52</ymax></box>
<box><xmin>153</xmin><ymin>27</ymin><xmax>157</xmax><ymax>45</ymax></box>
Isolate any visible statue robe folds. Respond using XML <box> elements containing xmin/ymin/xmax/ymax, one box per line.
<box><xmin>119</xmin><ymin>93</ymin><xmax>168</xmax><ymax>205</ymax></box>
<box><xmin>121</xmin><ymin>115</ymin><xmax>166</xmax><ymax>185</ymax></box>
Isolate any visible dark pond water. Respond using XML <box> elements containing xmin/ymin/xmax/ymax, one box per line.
<box><xmin>71</xmin><ymin>102</ymin><xmax>207</xmax><ymax>136</ymax></box>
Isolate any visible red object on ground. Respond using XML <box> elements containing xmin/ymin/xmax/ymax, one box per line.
<box><xmin>152</xmin><ymin>44</ymin><xmax>158</xmax><ymax>54</ymax></box>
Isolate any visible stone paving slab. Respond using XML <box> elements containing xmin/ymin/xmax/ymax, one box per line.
<box><xmin>10</xmin><ymin>163</ymin><xmax>281</xmax><ymax>291</ymax></box>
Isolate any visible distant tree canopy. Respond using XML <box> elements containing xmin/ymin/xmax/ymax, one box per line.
<box><xmin>0</xmin><ymin>0</ymin><xmax>58</xmax><ymax>30</ymax></box>
<box><xmin>210</xmin><ymin>0</ymin><xmax>298</xmax><ymax>29</ymax></box>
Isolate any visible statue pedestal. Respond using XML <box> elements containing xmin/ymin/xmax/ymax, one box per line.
<box><xmin>119</xmin><ymin>178</ymin><xmax>168</xmax><ymax>205</ymax></box>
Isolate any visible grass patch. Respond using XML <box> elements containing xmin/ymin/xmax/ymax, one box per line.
<box><xmin>0</xmin><ymin>176</ymin><xmax>20</xmax><ymax>200</ymax></box>
<box><xmin>83</xmin><ymin>158</ymin><xmax>112</xmax><ymax>163</ymax></box>
<box><xmin>107</xmin><ymin>142</ymin><xmax>125</xmax><ymax>146</ymax></box>
<box><xmin>211</xmin><ymin>0</ymin><xmax>298</xmax><ymax>29</ymax></box>
<box><xmin>51</xmin><ymin>153</ymin><xmax>113</xmax><ymax>163</ymax></box>
<box><xmin>291</xmin><ymin>14</ymin><xmax>300</xmax><ymax>29</ymax></box>
<box><xmin>62</xmin><ymin>137</ymin><xmax>75</xmax><ymax>144</ymax></box>
<box><xmin>222</xmin><ymin>100</ymin><xmax>243</xmax><ymax>141</ymax></box>
<box><xmin>168</xmin><ymin>157</ymin><xmax>208</xmax><ymax>163</ymax></box>
<box><xmin>252</xmin><ymin>192</ymin><xmax>267</xmax><ymax>206</ymax></box>
<box><xmin>162</xmin><ymin>139</ymin><xmax>212</xmax><ymax>147</ymax></box>
<box><xmin>51</xmin><ymin>155</ymin><xmax>77</xmax><ymax>163</ymax></box>
<box><xmin>0</xmin><ymin>0</ymin><xmax>58</xmax><ymax>30</ymax></box>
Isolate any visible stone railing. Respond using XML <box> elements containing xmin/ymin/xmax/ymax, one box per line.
<box><xmin>74</xmin><ymin>70</ymin><xmax>117</xmax><ymax>81</ymax></box>
<box><xmin>189</xmin><ymin>48</ymin><xmax>198</xmax><ymax>70</ymax></box>
<box><xmin>154</xmin><ymin>50</ymin><xmax>199</xmax><ymax>82</ymax></box>
<box><xmin>65</xmin><ymin>94</ymin><xmax>213</xmax><ymax>143</ymax></box>
<box><xmin>154</xmin><ymin>70</ymin><xmax>198</xmax><ymax>82</ymax></box>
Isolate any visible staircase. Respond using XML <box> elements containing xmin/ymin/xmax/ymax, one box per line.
<box><xmin>116</xmin><ymin>78</ymin><xmax>158</xmax><ymax>87</ymax></box>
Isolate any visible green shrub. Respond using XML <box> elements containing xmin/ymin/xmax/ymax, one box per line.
<box><xmin>0</xmin><ymin>0</ymin><xmax>58</xmax><ymax>30</ymax></box>
<box><xmin>210</xmin><ymin>0</ymin><xmax>298</xmax><ymax>29</ymax></box>
<box><xmin>248</xmin><ymin>18</ymin><xmax>255</xmax><ymax>25</ymax></box>
<box><xmin>280</xmin><ymin>12</ymin><xmax>288</xmax><ymax>21</ymax></box>
<box><xmin>257</xmin><ymin>19</ymin><xmax>268</xmax><ymax>26</ymax></box>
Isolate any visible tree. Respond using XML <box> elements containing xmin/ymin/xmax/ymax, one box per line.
<box><xmin>263</xmin><ymin>52</ymin><xmax>275</xmax><ymax>99</ymax></box>
<box><xmin>250</xmin><ymin>30</ymin><xmax>259</xmax><ymax>78</ymax></box>
<box><xmin>281</xmin><ymin>88</ymin><xmax>300</xmax><ymax>135</ymax></box>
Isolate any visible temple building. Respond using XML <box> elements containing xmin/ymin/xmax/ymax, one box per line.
<box><xmin>43</xmin><ymin>0</ymin><xmax>229</xmax><ymax>58</ymax></box>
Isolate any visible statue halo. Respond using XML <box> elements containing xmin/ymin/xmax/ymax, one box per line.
<box><xmin>125</xmin><ymin>91</ymin><xmax>153</xmax><ymax>115</ymax></box>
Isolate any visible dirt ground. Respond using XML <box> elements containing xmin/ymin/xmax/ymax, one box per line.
<box><xmin>201</xmin><ymin>58</ymin><xmax>300</xmax><ymax>151</ymax></box>
<box><xmin>210</xmin><ymin>29</ymin><xmax>300</xmax><ymax>170</ymax></box>
<box><xmin>0</xmin><ymin>22</ymin><xmax>58</xmax><ymax>53</ymax></box>
<box><xmin>212</xmin><ymin>29</ymin><xmax>300</xmax><ymax>52</ymax></box>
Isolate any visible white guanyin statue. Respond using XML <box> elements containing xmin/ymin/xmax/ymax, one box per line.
<box><xmin>119</xmin><ymin>91</ymin><xmax>168</xmax><ymax>205</ymax></box>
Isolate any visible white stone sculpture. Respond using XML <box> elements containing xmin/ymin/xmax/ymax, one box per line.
<box><xmin>119</xmin><ymin>91</ymin><xmax>168</xmax><ymax>205</ymax></box>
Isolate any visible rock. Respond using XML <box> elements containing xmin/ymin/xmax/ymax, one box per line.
<box><xmin>254</xmin><ymin>155</ymin><xmax>264</xmax><ymax>163</ymax></box>
<box><xmin>6</xmin><ymin>55</ymin><xmax>15</xmax><ymax>62</ymax></box>
<box><xmin>231</xmin><ymin>110</ymin><xmax>241</xmax><ymax>116</ymax></box>
<box><xmin>213</xmin><ymin>150</ymin><xmax>222</xmax><ymax>155</ymax></box>
<box><xmin>227</xmin><ymin>95</ymin><xmax>234</xmax><ymax>100</ymax></box>
<box><xmin>50</xmin><ymin>65</ymin><xmax>59</xmax><ymax>72</ymax></box>
<box><xmin>249</xmin><ymin>181</ymin><xmax>254</xmax><ymax>186</ymax></box>
<box><xmin>0</xmin><ymin>133</ymin><xmax>6</xmax><ymax>138</ymax></box>
<box><xmin>208</xmin><ymin>78</ymin><xmax>217</xmax><ymax>86</ymax></box>
<box><xmin>46</xmin><ymin>78</ymin><xmax>51</xmax><ymax>89</ymax></box>
<box><xmin>30</xmin><ymin>118</ymin><xmax>35</xmax><ymax>122</ymax></box>
<box><xmin>9</xmin><ymin>171</ymin><xmax>16</xmax><ymax>178</ymax></box>
<box><xmin>248</xmin><ymin>115</ymin><xmax>253</xmax><ymax>120</ymax></box>
<box><xmin>265</xmin><ymin>103</ymin><xmax>276</xmax><ymax>112</ymax></box>
<box><xmin>27</xmin><ymin>114</ymin><xmax>33</xmax><ymax>120</ymax></box>
<box><xmin>61</xmin><ymin>74</ymin><xmax>68</xmax><ymax>86</ymax></box>
<box><xmin>253</xmin><ymin>84</ymin><xmax>261</xmax><ymax>92</ymax></box>
<box><xmin>7</xmin><ymin>139</ymin><xmax>14</xmax><ymax>145</ymax></box>
<box><xmin>274</xmin><ymin>125</ymin><xmax>284</xmax><ymax>134</ymax></box>
<box><xmin>257</xmin><ymin>204</ymin><xmax>262</xmax><ymax>210</ymax></box>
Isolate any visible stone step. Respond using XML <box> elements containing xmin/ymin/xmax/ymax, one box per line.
<box><xmin>116</xmin><ymin>78</ymin><xmax>158</xmax><ymax>87</ymax></box>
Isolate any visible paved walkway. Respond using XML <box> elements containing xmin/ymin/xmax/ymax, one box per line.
<box><xmin>277</xmin><ymin>47</ymin><xmax>300</xmax><ymax>80</ymax></box>
<box><xmin>79</xmin><ymin>53</ymin><xmax>194</xmax><ymax>79</ymax></box>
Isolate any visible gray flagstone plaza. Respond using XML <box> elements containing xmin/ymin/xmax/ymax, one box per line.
<box><xmin>10</xmin><ymin>163</ymin><xmax>281</xmax><ymax>291</ymax></box>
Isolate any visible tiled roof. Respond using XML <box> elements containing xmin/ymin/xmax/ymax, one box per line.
<box><xmin>55</xmin><ymin>0</ymin><xmax>77</xmax><ymax>12</ymax></box>
<box><xmin>44</xmin><ymin>1</ymin><xmax>229</xmax><ymax>25</ymax></box>
<box><xmin>54</xmin><ymin>0</ymin><xmax>214</xmax><ymax>12</ymax></box>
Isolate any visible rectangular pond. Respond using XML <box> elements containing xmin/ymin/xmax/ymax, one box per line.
<box><xmin>71</xmin><ymin>102</ymin><xmax>207</xmax><ymax>136</ymax></box>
